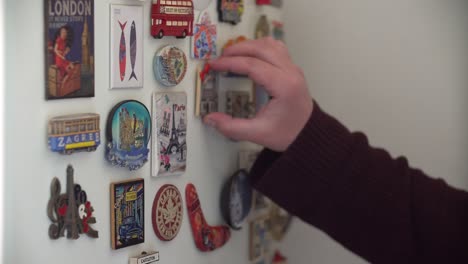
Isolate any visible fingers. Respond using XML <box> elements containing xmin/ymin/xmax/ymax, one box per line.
<box><xmin>222</xmin><ymin>37</ymin><xmax>290</xmax><ymax>69</ymax></box>
<box><xmin>203</xmin><ymin>113</ymin><xmax>265</xmax><ymax>143</ymax></box>
<box><xmin>209</xmin><ymin>57</ymin><xmax>283</xmax><ymax>97</ymax></box>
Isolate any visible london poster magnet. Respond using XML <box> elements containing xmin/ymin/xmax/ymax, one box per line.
<box><xmin>153</xmin><ymin>45</ymin><xmax>187</xmax><ymax>87</ymax></box>
<box><xmin>152</xmin><ymin>92</ymin><xmax>187</xmax><ymax>177</ymax></box>
<box><xmin>152</xmin><ymin>184</ymin><xmax>183</xmax><ymax>241</ymax></box>
<box><xmin>48</xmin><ymin>113</ymin><xmax>100</xmax><ymax>154</ymax></box>
<box><xmin>106</xmin><ymin>100</ymin><xmax>151</xmax><ymax>171</ymax></box>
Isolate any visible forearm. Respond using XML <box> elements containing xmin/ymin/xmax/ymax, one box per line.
<box><xmin>250</xmin><ymin>104</ymin><xmax>468</xmax><ymax>263</ymax></box>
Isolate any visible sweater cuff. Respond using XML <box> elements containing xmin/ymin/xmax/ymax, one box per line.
<box><xmin>250</xmin><ymin>103</ymin><xmax>353</xmax><ymax>199</ymax></box>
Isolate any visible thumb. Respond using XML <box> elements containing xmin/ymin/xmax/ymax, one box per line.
<box><xmin>204</xmin><ymin>113</ymin><xmax>262</xmax><ymax>142</ymax></box>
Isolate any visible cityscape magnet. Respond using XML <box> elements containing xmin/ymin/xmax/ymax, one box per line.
<box><xmin>110</xmin><ymin>178</ymin><xmax>145</xmax><ymax>249</ymax></box>
<box><xmin>153</xmin><ymin>45</ymin><xmax>188</xmax><ymax>87</ymax></box>
<box><xmin>106</xmin><ymin>100</ymin><xmax>151</xmax><ymax>171</ymax></box>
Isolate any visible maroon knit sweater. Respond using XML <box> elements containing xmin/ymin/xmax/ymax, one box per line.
<box><xmin>250</xmin><ymin>104</ymin><xmax>468</xmax><ymax>263</ymax></box>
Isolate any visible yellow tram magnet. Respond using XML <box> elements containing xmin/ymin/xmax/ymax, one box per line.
<box><xmin>48</xmin><ymin>113</ymin><xmax>101</xmax><ymax>154</ymax></box>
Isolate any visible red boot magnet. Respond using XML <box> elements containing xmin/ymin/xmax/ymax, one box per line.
<box><xmin>185</xmin><ymin>183</ymin><xmax>231</xmax><ymax>252</ymax></box>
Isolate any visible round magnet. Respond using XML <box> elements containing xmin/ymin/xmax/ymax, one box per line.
<box><xmin>152</xmin><ymin>184</ymin><xmax>183</xmax><ymax>241</ymax></box>
<box><xmin>153</xmin><ymin>45</ymin><xmax>187</xmax><ymax>87</ymax></box>
<box><xmin>220</xmin><ymin>169</ymin><xmax>253</xmax><ymax>230</ymax></box>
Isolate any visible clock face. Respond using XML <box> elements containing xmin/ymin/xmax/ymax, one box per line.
<box><xmin>193</xmin><ymin>0</ymin><xmax>212</xmax><ymax>10</ymax></box>
<box><xmin>152</xmin><ymin>184</ymin><xmax>183</xmax><ymax>241</ymax></box>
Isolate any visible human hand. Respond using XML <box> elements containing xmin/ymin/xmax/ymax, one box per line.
<box><xmin>204</xmin><ymin>37</ymin><xmax>314</xmax><ymax>152</ymax></box>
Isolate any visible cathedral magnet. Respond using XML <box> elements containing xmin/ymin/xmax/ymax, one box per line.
<box><xmin>106</xmin><ymin>100</ymin><xmax>151</xmax><ymax>171</ymax></box>
<box><xmin>152</xmin><ymin>184</ymin><xmax>183</xmax><ymax>241</ymax></box>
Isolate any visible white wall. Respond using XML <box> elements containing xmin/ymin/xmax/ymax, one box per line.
<box><xmin>3</xmin><ymin>1</ymin><xmax>282</xmax><ymax>263</ymax></box>
<box><xmin>282</xmin><ymin>1</ymin><xmax>468</xmax><ymax>263</ymax></box>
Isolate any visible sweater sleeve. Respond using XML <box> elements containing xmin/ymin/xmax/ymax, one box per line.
<box><xmin>250</xmin><ymin>104</ymin><xmax>468</xmax><ymax>264</ymax></box>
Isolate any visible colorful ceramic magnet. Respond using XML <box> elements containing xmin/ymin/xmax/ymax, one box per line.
<box><xmin>153</xmin><ymin>45</ymin><xmax>188</xmax><ymax>87</ymax></box>
<box><xmin>218</xmin><ymin>0</ymin><xmax>244</xmax><ymax>25</ymax></box>
<box><xmin>272</xmin><ymin>251</ymin><xmax>288</xmax><ymax>264</ymax></box>
<box><xmin>195</xmin><ymin>63</ymin><xmax>219</xmax><ymax>117</ymax></box>
<box><xmin>249</xmin><ymin>217</ymin><xmax>270</xmax><ymax>261</ymax></box>
<box><xmin>186</xmin><ymin>183</ymin><xmax>231</xmax><ymax>252</ymax></box>
<box><xmin>110</xmin><ymin>5</ymin><xmax>144</xmax><ymax>89</ymax></box>
<box><xmin>130</xmin><ymin>251</ymin><xmax>160</xmax><ymax>264</ymax></box>
<box><xmin>226</xmin><ymin>91</ymin><xmax>255</xmax><ymax>118</ymax></box>
<box><xmin>267</xmin><ymin>203</ymin><xmax>292</xmax><ymax>241</ymax></box>
<box><xmin>152</xmin><ymin>184</ymin><xmax>183</xmax><ymax>241</ymax></box>
<box><xmin>106</xmin><ymin>100</ymin><xmax>151</xmax><ymax>171</ymax></box>
<box><xmin>220</xmin><ymin>170</ymin><xmax>253</xmax><ymax>230</ymax></box>
<box><xmin>45</xmin><ymin>0</ymin><xmax>95</xmax><ymax>100</ymax></box>
<box><xmin>150</xmin><ymin>0</ymin><xmax>194</xmax><ymax>39</ymax></box>
<box><xmin>110</xmin><ymin>179</ymin><xmax>145</xmax><ymax>249</ymax></box>
<box><xmin>192</xmin><ymin>11</ymin><xmax>217</xmax><ymax>60</ymax></box>
<box><xmin>47</xmin><ymin>165</ymin><xmax>98</xmax><ymax>240</ymax></box>
<box><xmin>272</xmin><ymin>20</ymin><xmax>284</xmax><ymax>41</ymax></box>
<box><xmin>152</xmin><ymin>92</ymin><xmax>187</xmax><ymax>177</ymax></box>
<box><xmin>48</xmin><ymin>113</ymin><xmax>100</xmax><ymax>154</ymax></box>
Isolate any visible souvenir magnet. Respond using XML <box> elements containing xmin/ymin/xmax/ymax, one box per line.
<box><xmin>272</xmin><ymin>20</ymin><xmax>285</xmax><ymax>41</ymax></box>
<box><xmin>192</xmin><ymin>11</ymin><xmax>217</xmax><ymax>60</ymax></box>
<box><xmin>152</xmin><ymin>92</ymin><xmax>187</xmax><ymax>177</ymax></box>
<box><xmin>220</xmin><ymin>170</ymin><xmax>253</xmax><ymax>230</ymax></box>
<box><xmin>186</xmin><ymin>183</ymin><xmax>231</xmax><ymax>252</ymax></box>
<box><xmin>110</xmin><ymin>178</ymin><xmax>145</xmax><ymax>249</ymax></box>
<box><xmin>255</xmin><ymin>15</ymin><xmax>270</xmax><ymax>39</ymax></box>
<box><xmin>272</xmin><ymin>251</ymin><xmax>288</xmax><ymax>264</ymax></box>
<box><xmin>47</xmin><ymin>165</ymin><xmax>98</xmax><ymax>240</ymax></box>
<box><xmin>48</xmin><ymin>113</ymin><xmax>100</xmax><ymax>154</ymax></box>
<box><xmin>249</xmin><ymin>217</ymin><xmax>270</xmax><ymax>261</ymax></box>
<box><xmin>130</xmin><ymin>251</ymin><xmax>160</xmax><ymax>264</ymax></box>
<box><xmin>150</xmin><ymin>0</ymin><xmax>194</xmax><ymax>39</ymax></box>
<box><xmin>195</xmin><ymin>63</ymin><xmax>218</xmax><ymax>117</ymax></box>
<box><xmin>110</xmin><ymin>5</ymin><xmax>144</xmax><ymax>89</ymax></box>
<box><xmin>226</xmin><ymin>91</ymin><xmax>255</xmax><ymax>118</ymax></box>
<box><xmin>267</xmin><ymin>203</ymin><xmax>293</xmax><ymax>241</ymax></box>
<box><xmin>45</xmin><ymin>0</ymin><xmax>95</xmax><ymax>100</ymax></box>
<box><xmin>152</xmin><ymin>184</ymin><xmax>183</xmax><ymax>241</ymax></box>
<box><xmin>218</xmin><ymin>0</ymin><xmax>244</xmax><ymax>25</ymax></box>
<box><xmin>153</xmin><ymin>45</ymin><xmax>188</xmax><ymax>87</ymax></box>
<box><xmin>106</xmin><ymin>100</ymin><xmax>151</xmax><ymax>171</ymax></box>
